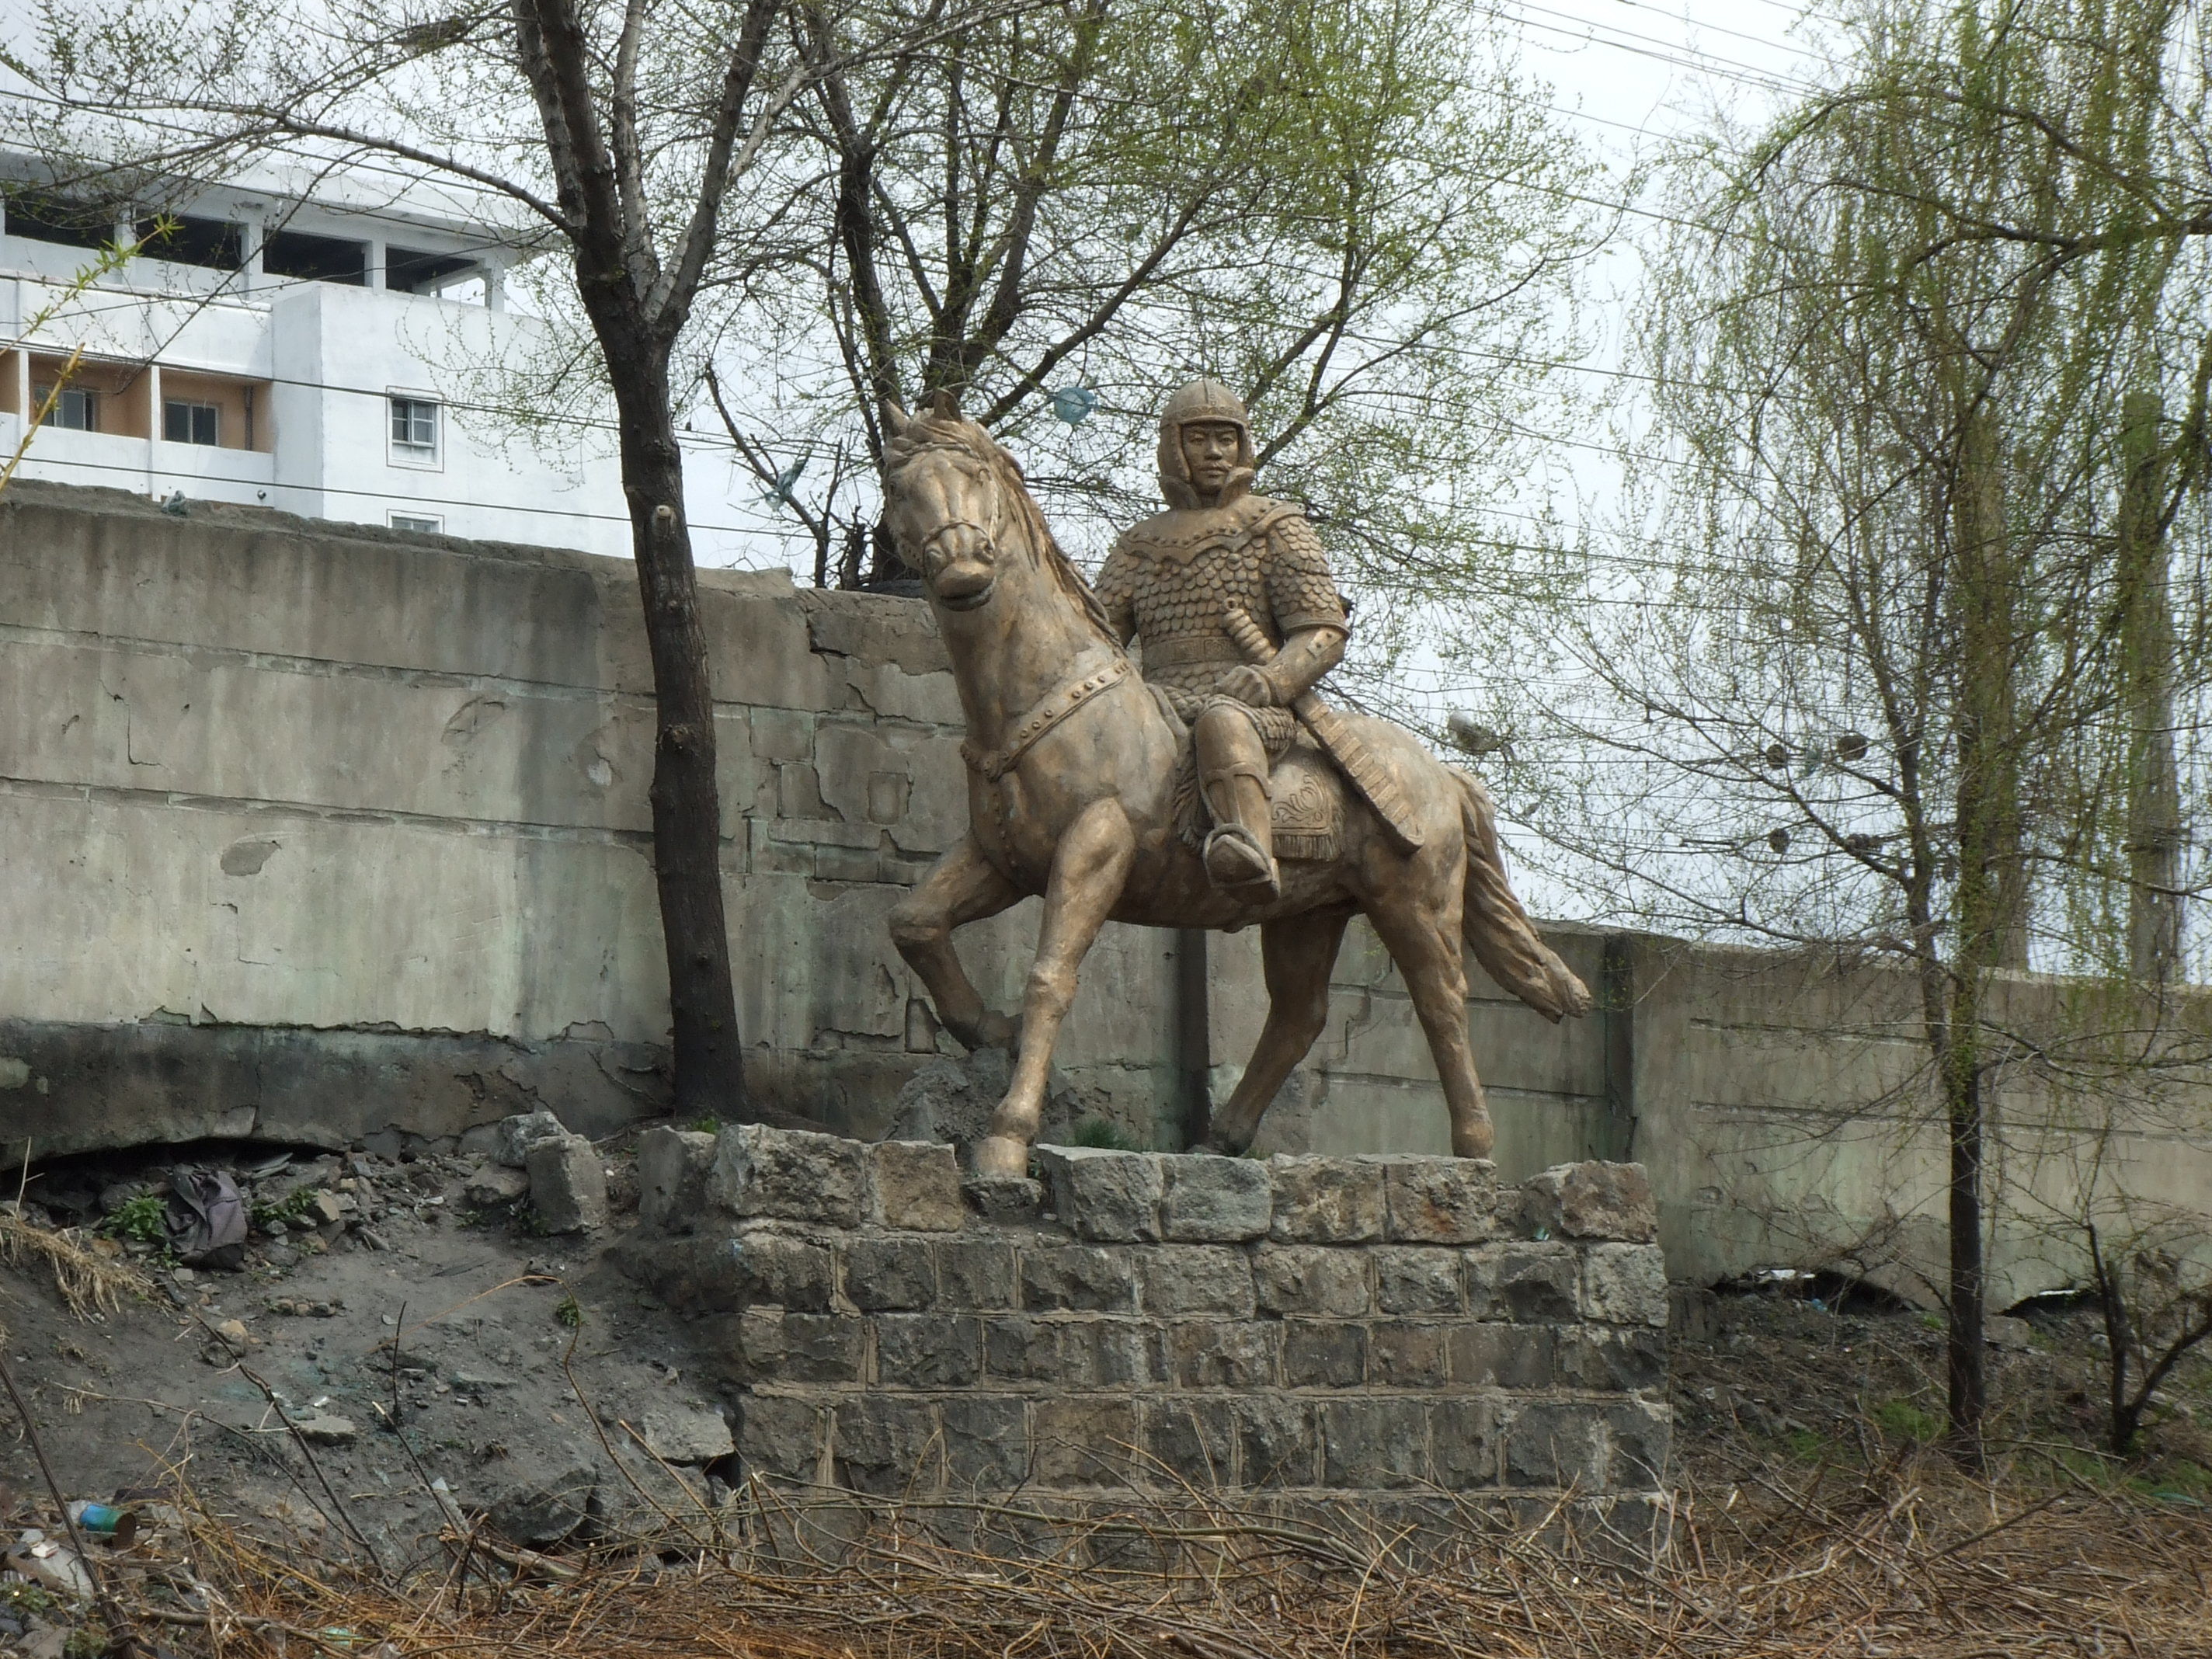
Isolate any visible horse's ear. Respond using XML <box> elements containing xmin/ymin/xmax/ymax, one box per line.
<box><xmin>882</xmin><ymin>399</ymin><xmax>913</xmax><ymax>437</ymax></box>
<box><xmin>930</xmin><ymin>388</ymin><xmax>960</xmax><ymax>420</ymax></box>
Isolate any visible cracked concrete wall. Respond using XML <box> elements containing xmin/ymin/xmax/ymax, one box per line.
<box><xmin>6</xmin><ymin>481</ymin><xmax>2209</xmax><ymax>1309</ymax></box>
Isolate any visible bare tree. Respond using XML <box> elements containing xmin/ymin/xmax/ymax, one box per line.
<box><xmin>699</xmin><ymin>0</ymin><xmax>1606</xmax><ymax>649</ymax></box>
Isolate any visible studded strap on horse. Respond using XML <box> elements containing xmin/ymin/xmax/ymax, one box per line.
<box><xmin>961</xmin><ymin>656</ymin><xmax>1134</xmax><ymax>782</ymax></box>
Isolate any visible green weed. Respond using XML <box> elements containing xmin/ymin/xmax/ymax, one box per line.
<box><xmin>1069</xmin><ymin>1118</ymin><xmax>1141</xmax><ymax>1151</ymax></box>
<box><xmin>98</xmin><ymin>1193</ymin><xmax>169</xmax><ymax>1249</ymax></box>
<box><xmin>1874</xmin><ymin>1398</ymin><xmax>1942</xmax><ymax>1442</ymax></box>
<box><xmin>555</xmin><ymin>1294</ymin><xmax>583</xmax><ymax>1329</ymax></box>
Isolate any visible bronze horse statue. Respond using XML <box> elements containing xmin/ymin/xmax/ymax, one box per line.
<box><xmin>880</xmin><ymin>399</ymin><xmax>1589</xmax><ymax>1178</ymax></box>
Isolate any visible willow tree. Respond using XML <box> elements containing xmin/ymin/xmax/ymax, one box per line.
<box><xmin>3</xmin><ymin>0</ymin><xmax>1006</xmax><ymax>1122</ymax></box>
<box><xmin>1495</xmin><ymin>0</ymin><xmax>2212</xmax><ymax>1454</ymax></box>
<box><xmin>701</xmin><ymin>0</ymin><xmax>1603</xmax><ymax>664</ymax></box>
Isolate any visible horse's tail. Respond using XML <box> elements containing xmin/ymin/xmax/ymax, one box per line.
<box><xmin>1451</xmin><ymin>767</ymin><xmax>1592</xmax><ymax>1023</ymax></box>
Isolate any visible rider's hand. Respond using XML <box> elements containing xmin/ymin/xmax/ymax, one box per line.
<box><xmin>1216</xmin><ymin>664</ymin><xmax>1279</xmax><ymax>707</ymax></box>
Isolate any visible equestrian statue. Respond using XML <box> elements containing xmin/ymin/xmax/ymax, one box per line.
<box><xmin>882</xmin><ymin>380</ymin><xmax>1590</xmax><ymax>1179</ymax></box>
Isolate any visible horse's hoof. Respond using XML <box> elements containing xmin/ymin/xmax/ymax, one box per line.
<box><xmin>972</xmin><ymin>1134</ymin><xmax>1030</xmax><ymax>1178</ymax></box>
<box><xmin>1452</xmin><ymin>1121</ymin><xmax>1496</xmax><ymax>1160</ymax></box>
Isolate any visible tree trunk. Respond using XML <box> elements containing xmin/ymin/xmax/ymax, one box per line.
<box><xmin>610</xmin><ymin>350</ymin><xmax>749</xmax><ymax>1120</ymax></box>
<box><xmin>1942</xmin><ymin>403</ymin><xmax>2017</xmax><ymax>1459</ymax></box>
<box><xmin>2118</xmin><ymin>391</ymin><xmax>2182</xmax><ymax>981</ymax></box>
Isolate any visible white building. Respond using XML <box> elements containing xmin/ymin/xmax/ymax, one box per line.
<box><xmin>0</xmin><ymin>162</ymin><xmax>629</xmax><ymax>555</ymax></box>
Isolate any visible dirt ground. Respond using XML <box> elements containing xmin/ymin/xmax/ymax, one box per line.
<box><xmin>2</xmin><ymin>1129</ymin><xmax>2208</xmax><ymax>1657</ymax></box>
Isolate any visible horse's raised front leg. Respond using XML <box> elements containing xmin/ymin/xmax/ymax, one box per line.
<box><xmin>1205</xmin><ymin>909</ymin><xmax>1354</xmax><ymax>1156</ymax></box>
<box><xmin>889</xmin><ymin>834</ymin><xmax>1024</xmax><ymax>1052</ymax></box>
<box><xmin>972</xmin><ymin>799</ymin><xmax>1136</xmax><ymax>1177</ymax></box>
<box><xmin>1367</xmin><ymin>871</ymin><xmax>1495</xmax><ymax>1160</ymax></box>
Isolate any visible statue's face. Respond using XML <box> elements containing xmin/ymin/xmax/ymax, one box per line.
<box><xmin>1179</xmin><ymin>420</ymin><xmax>1242</xmax><ymax>498</ymax></box>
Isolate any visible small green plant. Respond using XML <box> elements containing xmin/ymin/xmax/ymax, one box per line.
<box><xmin>687</xmin><ymin>1115</ymin><xmax>723</xmax><ymax>1135</ymax></box>
<box><xmin>252</xmin><ymin>1187</ymin><xmax>323</xmax><ymax>1233</ymax></box>
<box><xmin>98</xmin><ymin>1192</ymin><xmax>169</xmax><ymax>1249</ymax></box>
<box><xmin>1785</xmin><ymin>1427</ymin><xmax>1828</xmax><ymax>1462</ymax></box>
<box><xmin>1874</xmin><ymin>1398</ymin><xmax>1942</xmax><ymax>1442</ymax></box>
<box><xmin>1069</xmin><ymin>1117</ymin><xmax>1141</xmax><ymax>1151</ymax></box>
<box><xmin>555</xmin><ymin>1294</ymin><xmax>583</xmax><ymax>1328</ymax></box>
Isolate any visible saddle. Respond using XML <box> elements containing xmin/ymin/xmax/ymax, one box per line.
<box><xmin>1160</xmin><ymin>701</ymin><xmax>1342</xmax><ymax>863</ymax></box>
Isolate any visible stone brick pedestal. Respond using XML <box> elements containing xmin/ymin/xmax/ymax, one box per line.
<box><xmin>623</xmin><ymin>1125</ymin><xmax>1671</xmax><ymax>1540</ymax></box>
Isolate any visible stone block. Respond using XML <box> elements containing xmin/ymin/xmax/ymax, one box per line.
<box><xmin>1605</xmin><ymin>1401</ymin><xmax>1671</xmax><ymax>1489</ymax></box>
<box><xmin>1035</xmin><ymin>1146</ymin><xmax>1163</xmax><ymax>1242</ymax></box>
<box><xmin>874</xmin><ymin>1313</ymin><xmax>982</xmax><ymax>1389</ymax></box>
<box><xmin>496</xmin><ymin>1109</ymin><xmax>566</xmax><ymax>1168</ymax></box>
<box><xmin>983</xmin><ymin>1316</ymin><xmax>1063</xmax><ymax>1382</ymax></box>
<box><xmin>1254</xmin><ymin>1245</ymin><xmax>1370</xmax><ymax>1316</ymax></box>
<box><xmin>1376</xmin><ymin>1247</ymin><xmax>1464</xmax><ymax>1315</ymax></box>
<box><xmin>781</xmin><ymin>1313</ymin><xmax>865</xmax><ymax>1382</ymax></box>
<box><xmin>526</xmin><ymin>1134</ymin><xmax>607</xmax><ymax>1233</ymax></box>
<box><xmin>1234</xmin><ymin>1397</ymin><xmax>1316</xmax><ymax>1487</ymax></box>
<box><xmin>636</xmin><ymin>1403</ymin><xmax>734</xmax><ymax>1463</ymax></box>
<box><xmin>740</xmin><ymin>1393</ymin><xmax>827</xmax><ymax>1481</ymax></box>
<box><xmin>1282</xmin><ymin>1320</ymin><xmax>1366</xmax><ymax>1389</ymax></box>
<box><xmin>694</xmin><ymin>1307</ymin><xmax>785</xmax><ymax>1386</ymax></box>
<box><xmin>935</xmin><ymin>1240</ymin><xmax>1018</xmax><ymax>1309</ymax></box>
<box><xmin>718</xmin><ymin>1231</ymin><xmax>836</xmax><ymax>1312</ymax></box>
<box><xmin>635</xmin><ymin>1127</ymin><xmax>716</xmax><ymax>1233</ymax></box>
<box><xmin>963</xmin><ymin>1174</ymin><xmax>1044</xmax><ymax>1223</ymax></box>
<box><xmin>1468</xmin><ymin>1243</ymin><xmax>1578</xmax><ymax>1323</ymax></box>
<box><xmin>834</xmin><ymin>1395</ymin><xmax>941</xmax><ymax>1495</ymax></box>
<box><xmin>1136</xmin><ymin>1247</ymin><xmax>1256</xmax><ymax>1316</ymax></box>
<box><xmin>1581</xmin><ymin>1244</ymin><xmax>1670</xmax><ymax>1327</ymax></box>
<box><xmin>1145</xmin><ymin>1397</ymin><xmax>1237</xmax><ymax>1485</ymax></box>
<box><xmin>872</xmin><ymin>1140</ymin><xmax>965</xmax><ymax>1231</ymax></box>
<box><xmin>711</xmin><ymin>1123</ymin><xmax>869</xmax><ymax>1228</ymax></box>
<box><xmin>843</xmin><ymin>1236</ymin><xmax>937</xmax><ymax>1311</ymax></box>
<box><xmin>1504</xmin><ymin>1400</ymin><xmax>1605</xmax><ymax>1489</ymax></box>
<box><xmin>1167</xmin><ymin>1320</ymin><xmax>1278</xmax><ymax>1389</ymax></box>
<box><xmin>1032</xmin><ymin>1396</ymin><xmax>1138</xmax><ymax>1487</ymax></box>
<box><xmin>1020</xmin><ymin>1245</ymin><xmax>1136</xmax><ymax>1313</ymax></box>
<box><xmin>1520</xmin><ymin>1161</ymin><xmax>1658</xmax><ymax>1243</ymax></box>
<box><xmin>1320</xmin><ymin>1398</ymin><xmax>1428</xmax><ymax>1489</ymax></box>
<box><xmin>1366</xmin><ymin>1322</ymin><xmax>1449</xmax><ymax>1388</ymax></box>
<box><xmin>942</xmin><ymin>1394</ymin><xmax>1030</xmax><ymax>1488</ymax></box>
<box><xmin>1267</xmin><ymin>1155</ymin><xmax>1384</xmax><ymax>1243</ymax></box>
<box><xmin>1554</xmin><ymin>1327</ymin><xmax>1666</xmax><ymax>1394</ymax></box>
<box><xmin>1431</xmin><ymin>1397</ymin><xmax>1500</xmax><ymax>1490</ymax></box>
<box><xmin>1159</xmin><ymin>1155</ymin><xmax>1271</xmax><ymax>1242</ymax></box>
<box><xmin>1448</xmin><ymin>1323</ymin><xmax>1554</xmax><ymax>1389</ymax></box>
<box><xmin>1373</xmin><ymin>1154</ymin><xmax>1498</xmax><ymax>1243</ymax></box>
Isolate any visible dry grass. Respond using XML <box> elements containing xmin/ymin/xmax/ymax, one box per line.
<box><xmin>0</xmin><ymin>1212</ymin><xmax>155</xmax><ymax>1323</ymax></box>
<box><xmin>117</xmin><ymin>1459</ymin><xmax>2212</xmax><ymax>1659</ymax></box>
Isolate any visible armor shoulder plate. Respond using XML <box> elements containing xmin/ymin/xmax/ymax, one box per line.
<box><xmin>1262</xmin><ymin>510</ymin><xmax>1348</xmax><ymax>634</ymax></box>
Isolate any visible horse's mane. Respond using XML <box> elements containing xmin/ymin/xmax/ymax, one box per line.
<box><xmin>884</xmin><ymin>413</ymin><xmax>1123</xmax><ymax>652</ymax></box>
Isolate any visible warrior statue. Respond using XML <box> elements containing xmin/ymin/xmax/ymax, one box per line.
<box><xmin>878</xmin><ymin>382</ymin><xmax>1589</xmax><ymax>1177</ymax></box>
<box><xmin>1094</xmin><ymin>378</ymin><xmax>1342</xmax><ymax>900</ymax></box>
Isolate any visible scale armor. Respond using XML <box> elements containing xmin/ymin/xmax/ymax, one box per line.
<box><xmin>1095</xmin><ymin>499</ymin><xmax>1348</xmax><ymax>753</ymax></box>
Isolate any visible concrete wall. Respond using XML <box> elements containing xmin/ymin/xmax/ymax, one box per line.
<box><xmin>5</xmin><ymin>482</ymin><xmax>2209</xmax><ymax>1305</ymax></box>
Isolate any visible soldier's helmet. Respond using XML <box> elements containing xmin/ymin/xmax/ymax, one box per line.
<box><xmin>1156</xmin><ymin>377</ymin><xmax>1256</xmax><ymax>510</ymax></box>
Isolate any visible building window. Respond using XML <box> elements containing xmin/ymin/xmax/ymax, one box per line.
<box><xmin>263</xmin><ymin>228</ymin><xmax>367</xmax><ymax>285</ymax></box>
<box><xmin>389</xmin><ymin>396</ymin><xmax>440</xmax><ymax>462</ymax></box>
<box><xmin>389</xmin><ymin>512</ymin><xmax>443</xmax><ymax>534</ymax></box>
<box><xmin>34</xmin><ymin>385</ymin><xmax>96</xmax><ymax>430</ymax></box>
<box><xmin>164</xmin><ymin>399</ymin><xmax>220</xmax><ymax>446</ymax></box>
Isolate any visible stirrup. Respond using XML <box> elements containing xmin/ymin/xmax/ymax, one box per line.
<box><xmin>1204</xmin><ymin>823</ymin><xmax>1280</xmax><ymax>899</ymax></box>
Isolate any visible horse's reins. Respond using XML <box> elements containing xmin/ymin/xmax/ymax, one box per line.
<box><xmin>892</xmin><ymin>430</ymin><xmax>1136</xmax><ymax>786</ymax></box>
<box><xmin>961</xmin><ymin>656</ymin><xmax>1132</xmax><ymax>781</ymax></box>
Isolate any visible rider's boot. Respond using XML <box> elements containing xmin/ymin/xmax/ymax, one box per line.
<box><xmin>1199</xmin><ymin>725</ymin><xmax>1280</xmax><ymax>900</ymax></box>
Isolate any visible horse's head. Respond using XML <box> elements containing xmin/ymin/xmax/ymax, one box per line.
<box><xmin>881</xmin><ymin>392</ymin><xmax>1016</xmax><ymax>613</ymax></box>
